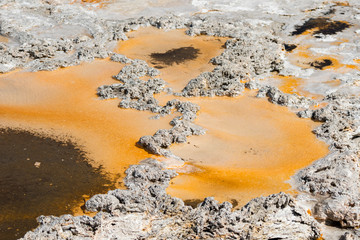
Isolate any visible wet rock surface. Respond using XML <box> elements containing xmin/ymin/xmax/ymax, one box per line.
<box><xmin>256</xmin><ymin>84</ymin><xmax>315</xmax><ymax>108</ymax></box>
<box><xmin>22</xmin><ymin>159</ymin><xmax>321</xmax><ymax>240</ymax></box>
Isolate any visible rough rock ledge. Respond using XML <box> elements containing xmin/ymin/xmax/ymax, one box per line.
<box><xmin>22</xmin><ymin>159</ymin><xmax>321</xmax><ymax>240</ymax></box>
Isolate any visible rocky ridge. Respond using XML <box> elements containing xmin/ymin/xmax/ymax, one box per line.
<box><xmin>98</xmin><ymin>55</ymin><xmax>206</xmax><ymax>159</ymax></box>
<box><xmin>294</xmin><ymin>94</ymin><xmax>360</xmax><ymax>232</ymax></box>
<box><xmin>21</xmin><ymin>159</ymin><xmax>322</xmax><ymax>240</ymax></box>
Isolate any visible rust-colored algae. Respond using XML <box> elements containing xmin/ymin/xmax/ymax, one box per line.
<box><xmin>116</xmin><ymin>27</ymin><xmax>227</xmax><ymax>92</ymax></box>
<box><xmin>168</xmin><ymin>92</ymin><xmax>329</xmax><ymax>205</ymax></box>
<box><xmin>0</xmin><ymin>28</ymin><xmax>330</xmax><ymax>224</ymax></box>
<box><xmin>334</xmin><ymin>1</ymin><xmax>350</xmax><ymax>6</ymax></box>
<box><xmin>0</xmin><ymin>59</ymin><xmax>171</xmax><ymax>174</ymax></box>
<box><xmin>72</xmin><ymin>0</ymin><xmax>111</xmax><ymax>8</ymax></box>
<box><xmin>275</xmin><ymin>75</ymin><xmax>304</xmax><ymax>95</ymax></box>
<box><xmin>287</xmin><ymin>40</ymin><xmax>359</xmax><ymax>75</ymax></box>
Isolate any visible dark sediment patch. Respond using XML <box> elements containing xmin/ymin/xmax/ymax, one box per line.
<box><xmin>310</xmin><ymin>59</ymin><xmax>333</xmax><ymax>70</ymax></box>
<box><xmin>284</xmin><ymin>44</ymin><xmax>297</xmax><ymax>52</ymax></box>
<box><xmin>150</xmin><ymin>47</ymin><xmax>200</xmax><ymax>68</ymax></box>
<box><xmin>0</xmin><ymin>128</ymin><xmax>115</xmax><ymax>240</ymax></box>
<box><xmin>324</xmin><ymin>8</ymin><xmax>336</xmax><ymax>16</ymax></box>
<box><xmin>291</xmin><ymin>17</ymin><xmax>350</xmax><ymax>36</ymax></box>
<box><xmin>183</xmin><ymin>199</ymin><xmax>203</xmax><ymax>208</ymax></box>
<box><xmin>230</xmin><ymin>199</ymin><xmax>239</xmax><ymax>208</ymax></box>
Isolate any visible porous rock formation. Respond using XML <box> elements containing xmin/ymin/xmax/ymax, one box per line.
<box><xmin>98</xmin><ymin>56</ymin><xmax>206</xmax><ymax>159</ymax></box>
<box><xmin>181</xmin><ymin>23</ymin><xmax>284</xmax><ymax>97</ymax></box>
<box><xmin>294</xmin><ymin>94</ymin><xmax>360</xmax><ymax>230</ymax></box>
<box><xmin>21</xmin><ymin>159</ymin><xmax>321</xmax><ymax>240</ymax></box>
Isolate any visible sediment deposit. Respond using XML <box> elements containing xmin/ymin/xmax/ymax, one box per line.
<box><xmin>1</xmin><ymin>0</ymin><xmax>360</xmax><ymax>239</ymax></box>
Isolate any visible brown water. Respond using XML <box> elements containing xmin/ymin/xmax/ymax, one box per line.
<box><xmin>0</xmin><ymin>128</ymin><xmax>114</xmax><ymax>240</ymax></box>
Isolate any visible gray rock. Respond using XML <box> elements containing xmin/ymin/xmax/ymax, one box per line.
<box><xmin>22</xmin><ymin>160</ymin><xmax>321</xmax><ymax>240</ymax></box>
<box><xmin>110</xmin><ymin>53</ymin><xmax>132</xmax><ymax>64</ymax></box>
<box><xmin>257</xmin><ymin>85</ymin><xmax>315</xmax><ymax>108</ymax></box>
<box><xmin>297</xmin><ymin>109</ymin><xmax>314</xmax><ymax>118</ymax></box>
<box><xmin>294</xmin><ymin>93</ymin><xmax>360</xmax><ymax>229</ymax></box>
<box><xmin>245</xmin><ymin>80</ymin><xmax>262</xmax><ymax>90</ymax></box>
<box><xmin>181</xmin><ymin>30</ymin><xmax>284</xmax><ymax>97</ymax></box>
<box><xmin>236</xmin><ymin>192</ymin><xmax>321</xmax><ymax>240</ymax></box>
<box><xmin>339</xmin><ymin>232</ymin><xmax>360</xmax><ymax>240</ymax></box>
<box><xmin>85</xmin><ymin>194</ymin><xmax>120</xmax><ymax>213</ymax></box>
<box><xmin>181</xmin><ymin>69</ymin><xmax>245</xmax><ymax>97</ymax></box>
<box><xmin>137</xmin><ymin>119</ymin><xmax>205</xmax><ymax>157</ymax></box>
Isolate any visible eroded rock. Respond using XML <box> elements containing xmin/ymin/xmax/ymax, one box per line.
<box><xmin>294</xmin><ymin>93</ymin><xmax>360</xmax><ymax>229</ymax></box>
<box><xmin>22</xmin><ymin>160</ymin><xmax>321</xmax><ymax>240</ymax></box>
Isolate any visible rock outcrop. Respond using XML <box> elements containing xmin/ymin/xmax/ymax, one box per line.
<box><xmin>22</xmin><ymin>159</ymin><xmax>321</xmax><ymax>240</ymax></box>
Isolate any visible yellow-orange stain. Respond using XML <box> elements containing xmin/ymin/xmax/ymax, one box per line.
<box><xmin>168</xmin><ymin>92</ymin><xmax>329</xmax><ymax>205</ymax></box>
<box><xmin>116</xmin><ymin>27</ymin><xmax>227</xmax><ymax>92</ymax></box>
<box><xmin>275</xmin><ymin>75</ymin><xmax>303</xmax><ymax>94</ymax></box>
<box><xmin>324</xmin><ymin>78</ymin><xmax>342</xmax><ymax>87</ymax></box>
<box><xmin>334</xmin><ymin>1</ymin><xmax>350</xmax><ymax>6</ymax></box>
<box><xmin>0</xmin><ymin>59</ymin><xmax>172</xmax><ymax>176</ymax></box>
<box><xmin>267</xmin><ymin>75</ymin><xmax>323</xmax><ymax>99</ymax></box>
<box><xmin>330</xmin><ymin>38</ymin><xmax>350</xmax><ymax>46</ymax></box>
<box><xmin>307</xmin><ymin>209</ymin><xmax>312</xmax><ymax>216</ymax></box>
<box><xmin>312</xmin><ymin>102</ymin><xmax>329</xmax><ymax>110</ymax></box>
<box><xmin>0</xmin><ymin>28</ymin><xmax>329</xmax><ymax>212</ymax></box>
<box><xmin>0</xmin><ymin>35</ymin><xmax>8</xmax><ymax>43</ymax></box>
<box><xmin>288</xmin><ymin>36</ymin><xmax>359</xmax><ymax>72</ymax></box>
<box><xmin>353</xmin><ymin>59</ymin><xmax>360</xmax><ymax>64</ymax></box>
<box><xmin>71</xmin><ymin>0</ymin><xmax>112</xmax><ymax>8</ymax></box>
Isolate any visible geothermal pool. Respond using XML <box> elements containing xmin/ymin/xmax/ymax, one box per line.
<box><xmin>1</xmin><ymin>0</ymin><xmax>360</xmax><ymax>239</ymax></box>
<box><xmin>0</xmin><ymin>27</ymin><xmax>329</xmax><ymax>238</ymax></box>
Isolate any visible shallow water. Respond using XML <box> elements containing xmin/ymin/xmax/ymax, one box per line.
<box><xmin>0</xmin><ymin>59</ymin><xmax>173</xmax><ymax>239</ymax></box>
<box><xmin>0</xmin><ymin>129</ymin><xmax>114</xmax><ymax>240</ymax></box>
<box><xmin>0</xmin><ymin>60</ymin><xmax>172</xmax><ymax>173</ymax></box>
<box><xmin>0</xmin><ymin>25</ymin><xmax>331</xmax><ymax>237</ymax></box>
<box><xmin>116</xmin><ymin>27</ymin><xmax>227</xmax><ymax>92</ymax></box>
<box><xmin>114</xmin><ymin>27</ymin><xmax>329</xmax><ymax>204</ymax></box>
<box><xmin>168</xmin><ymin>92</ymin><xmax>328</xmax><ymax>205</ymax></box>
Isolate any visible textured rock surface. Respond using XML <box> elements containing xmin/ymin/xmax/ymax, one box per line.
<box><xmin>22</xmin><ymin>159</ymin><xmax>321</xmax><ymax>240</ymax></box>
<box><xmin>294</xmin><ymin>94</ymin><xmax>360</xmax><ymax>231</ymax></box>
<box><xmin>0</xmin><ymin>1</ymin><xmax>187</xmax><ymax>73</ymax></box>
<box><xmin>256</xmin><ymin>85</ymin><xmax>315</xmax><ymax>108</ymax></box>
<box><xmin>98</xmin><ymin>56</ymin><xmax>206</xmax><ymax>159</ymax></box>
<box><xmin>181</xmin><ymin>23</ymin><xmax>284</xmax><ymax>97</ymax></box>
